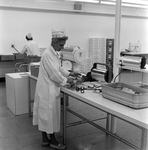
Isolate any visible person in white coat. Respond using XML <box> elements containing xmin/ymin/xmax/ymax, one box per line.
<box><xmin>20</xmin><ymin>33</ymin><xmax>40</xmax><ymax>56</ymax></box>
<box><xmin>33</xmin><ymin>29</ymin><xmax>77</xmax><ymax>150</ymax></box>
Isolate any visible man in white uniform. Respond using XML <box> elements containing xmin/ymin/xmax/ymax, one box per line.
<box><xmin>33</xmin><ymin>29</ymin><xmax>76</xmax><ymax>150</ymax></box>
<box><xmin>20</xmin><ymin>33</ymin><xmax>40</xmax><ymax>56</ymax></box>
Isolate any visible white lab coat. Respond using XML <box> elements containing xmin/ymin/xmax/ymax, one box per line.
<box><xmin>21</xmin><ymin>40</ymin><xmax>40</xmax><ymax>56</ymax></box>
<box><xmin>33</xmin><ymin>46</ymin><xmax>69</xmax><ymax>134</ymax></box>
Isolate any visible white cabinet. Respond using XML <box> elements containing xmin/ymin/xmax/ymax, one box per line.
<box><xmin>5</xmin><ymin>72</ymin><xmax>29</xmax><ymax>115</ymax></box>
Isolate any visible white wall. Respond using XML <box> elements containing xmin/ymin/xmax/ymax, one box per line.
<box><xmin>0</xmin><ymin>0</ymin><xmax>148</xmax><ymax>56</ymax></box>
<box><xmin>0</xmin><ymin>9</ymin><xmax>115</xmax><ymax>56</ymax></box>
<box><xmin>120</xmin><ymin>17</ymin><xmax>148</xmax><ymax>52</ymax></box>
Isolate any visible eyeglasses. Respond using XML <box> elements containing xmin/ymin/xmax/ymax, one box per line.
<box><xmin>58</xmin><ymin>40</ymin><xmax>66</xmax><ymax>47</ymax></box>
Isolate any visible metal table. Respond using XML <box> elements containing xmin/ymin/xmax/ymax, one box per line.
<box><xmin>61</xmin><ymin>87</ymin><xmax>148</xmax><ymax>150</ymax></box>
<box><xmin>27</xmin><ymin>73</ymin><xmax>148</xmax><ymax>150</ymax></box>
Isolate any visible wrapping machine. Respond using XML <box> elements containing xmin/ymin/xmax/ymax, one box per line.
<box><xmin>120</xmin><ymin>52</ymin><xmax>146</xmax><ymax>69</ymax></box>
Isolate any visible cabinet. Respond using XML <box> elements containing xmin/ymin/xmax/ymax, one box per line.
<box><xmin>6</xmin><ymin>72</ymin><xmax>29</xmax><ymax>115</ymax></box>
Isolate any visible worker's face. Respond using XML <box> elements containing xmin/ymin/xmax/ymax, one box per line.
<box><xmin>55</xmin><ymin>39</ymin><xmax>67</xmax><ymax>51</ymax></box>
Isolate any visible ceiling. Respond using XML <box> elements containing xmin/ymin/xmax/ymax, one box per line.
<box><xmin>35</xmin><ymin>0</ymin><xmax>148</xmax><ymax>9</ymax></box>
<box><xmin>9</xmin><ymin>0</ymin><xmax>148</xmax><ymax>9</ymax></box>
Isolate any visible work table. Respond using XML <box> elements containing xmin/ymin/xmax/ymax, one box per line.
<box><xmin>61</xmin><ymin>86</ymin><xmax>148</xmax><ymax>150</ymax></box>
<box><xmin>61</xmin><ymin>86</ymin><xmax>148</xmax><ymax>129</ymax></box>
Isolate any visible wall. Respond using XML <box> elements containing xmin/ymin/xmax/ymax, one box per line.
<box><xmin>0</xmin><ymin>0</ymin><xmax>148</xmax><ymax>57</ymax></box>
<box><xmin>121</xmin><ymin>17</ymin><xmax>148</xmax><ymax>52</ymax></box>
<box><xmin>0</xmin><ymin>8</ymin><xmax>115</xmax><ymax>57</ymax></box>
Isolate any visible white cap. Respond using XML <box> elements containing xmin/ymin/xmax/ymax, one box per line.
<box><xmin>52</xmin><ymin>29</ymin><xmax>68</xmax><ymax>40</ymax></box>
<box><xmin>26</xmin><ymin>33</ymin><xmax>32</xmax><ymax>39</ymax></box>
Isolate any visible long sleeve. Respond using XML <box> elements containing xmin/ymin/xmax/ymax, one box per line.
<box><xmin>60</xmin><ymin>66</ymin><xmax>70</xmax><ymax>78</ymax></box>
<box><xmin>20</xmin><ymin>45</ymin><xmax>27</xmax><ymax>54</ymax></box>
<box><xmin>41</xmin><ymin>49</ymin><xmax>68</xmax><ymax>86</ymax></box>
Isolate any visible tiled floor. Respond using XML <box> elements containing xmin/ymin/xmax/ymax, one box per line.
<box><xmin>0</xmin><ymin>80</ymin><xmax>142</xmax><ymax>150</ymax></box>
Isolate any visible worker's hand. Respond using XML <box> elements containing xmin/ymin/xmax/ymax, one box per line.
<box><xmin>69</xmin><ymin>72</ymin><xmax>81</xmax><ymax>77</ymax></box>
<box><xmin>67</xmin><ymin>76</ymin><xmax>77</xmax><ymax>88</ymax></box>
<box><xmin>67</xmin><ymin>76</ymin><xmax>75</xmax><ymax>83</ymax></box>
<box><xmin>76</xmin><ymin>76</ymin><xmax>84</xmax><ymax>83</ymax></box>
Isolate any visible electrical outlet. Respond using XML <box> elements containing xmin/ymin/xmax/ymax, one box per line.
<box><xmin>11</xmin><ymin>44</ymin><xmax>15</xmax><ymax>48</ymax></box>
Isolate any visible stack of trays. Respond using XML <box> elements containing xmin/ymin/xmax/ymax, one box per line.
<box><xmin>84</xmin><ymin>58</ymin><xmax>93</xmax><ymax>74</ymax></box>
<box><xmin>89</xmin><ymin>38</ymin><xmax>106</xmax><ymax>66</ymax></box>
<box><xmin>78</xmin><ymin>61</ymin><xmax>86</xmax><ymax>74</ymax></box>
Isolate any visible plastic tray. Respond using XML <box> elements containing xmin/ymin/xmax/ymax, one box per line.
<box><xmin>102</xmin><ymin>82</ymin><xmax>148</xmax><ymax>109</ymax></box>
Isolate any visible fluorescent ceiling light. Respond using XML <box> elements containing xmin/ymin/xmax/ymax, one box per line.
<box><xmin>100</xmin><ymin>0</ymin><xmax>148</xmax><ymax>9</ymax></box>
<box><xmin>101</xmin><ymin>1</ymin><xmax>115</xmax><ymax>5</ymax></box>
<box><xmin>122</xmin><ymin>3</ymin><xmax>148</xmax><ymax>9</ymax></box>
<box><xmin>67</xmin><ymin>0</ymin><xmax>99</xmax><ymax>3</ymax></box>
<box><xmin>123</xmin><ymin>0</ymin><xmax>148</xmax><ymax>5</ymax></box>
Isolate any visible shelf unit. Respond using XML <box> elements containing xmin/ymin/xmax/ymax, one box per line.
<box><xmin>121</xmin><ymin>64</ymin><xmax>148</xmax><ymax>73</ymax></box>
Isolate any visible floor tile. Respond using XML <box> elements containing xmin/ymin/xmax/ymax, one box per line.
<box><xmin>0</xmin><ymin>81</ymin><xmax>142</xmax><ymax>150</ymax></box>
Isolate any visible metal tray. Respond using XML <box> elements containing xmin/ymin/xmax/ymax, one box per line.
<box><xmin>102</xmin><ymin>82</ymin><xmax>148</xmax><ymax>109</ymax></box>
<box><xmin>131</xmin><ymin>82</ymin><xmax>148</xmax><ymax>90</ymax></box>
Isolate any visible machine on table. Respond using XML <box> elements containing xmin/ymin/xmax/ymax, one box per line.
<box><xmin>74</xmin><ymin>62</ymin><xmax>113</xmax><ymax>93</ymax></box>
<box><xmin>60</xmin><ymin>46</ymin><xmax>85</xmax><ymax>72</ymax></box>
<box><xmin>60</xmin><ymin>46</ymin><xmax>113</xmax><ymax>93</ymax></box>
<box><xmin>101</xmin><ymin>53</ymin><xmax>148</xmax><ymax>109</ymax></box>
<box><xmin>29</xmin><ymin>46</ymin><xmax>113</xmax><ymax>94</ymax></box>
<box><xmin>120</xmin><ymin>52</ymin><xmax>146</xmax><ymax>69</ymax></box>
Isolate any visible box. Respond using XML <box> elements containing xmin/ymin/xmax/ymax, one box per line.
<box><xmin>6</xmin><ymin>73</ymin><xmax>29</xmax><ymax>115</ymax></box>
<box><xmin>102</xmin><ymin>82</ymin><xmax>148</xmax><ymax>109</ymax></box>
<box><xmin>0</xmin><ymin>55</ymin><xmax>15</xmax><ymax>61</ymax></box>
<box><xmin>30</xmin><ymin>62</ymin><xmax>40</xmax><ymax>77</ymax></box>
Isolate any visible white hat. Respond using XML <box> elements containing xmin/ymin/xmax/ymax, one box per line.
<box><xmin>52</xmin><ymin>29</ymin><xmax>68</xmax><ymax>40</ymax></box>
<box><xmin>26</xmin><ymin>33</ymin><xmax>32</xmax><ymax>39</ymax></box>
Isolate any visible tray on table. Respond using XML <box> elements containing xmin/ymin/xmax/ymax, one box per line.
<box><xmin>102</xmin><ymin>82</ymin><xmax>148</xmax><ymax>109</ymax></box>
